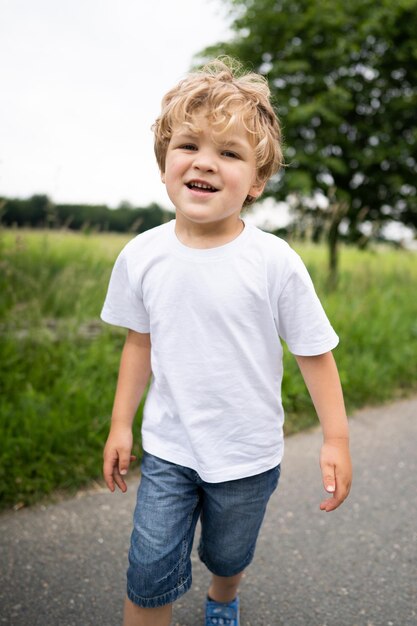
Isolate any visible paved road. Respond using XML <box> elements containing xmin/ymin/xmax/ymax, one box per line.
<box><xmin>1</xmin><ymin>397</ymin><xmax>416</xmax><ymax>626</ymax></box>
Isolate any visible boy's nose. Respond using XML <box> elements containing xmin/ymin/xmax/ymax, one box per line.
<box><xmin>192</xmin><ymin>150</ymin><xmax>218</xmax><ymax>172</ymax></box>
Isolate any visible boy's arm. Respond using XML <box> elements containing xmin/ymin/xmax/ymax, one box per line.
<box><xmin>294</xmin><ymin>351</ymin><xmax>352</xmax><ymax>512</ymax></box>
<box><xmin>103</xmin><ymin>329</ymin><xmax>151</xmax><ymax>493</ymax></box>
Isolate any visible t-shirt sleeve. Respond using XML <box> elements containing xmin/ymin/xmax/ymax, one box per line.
<box><xmin>277</xmin><ymin>250</ymin><xmax>339</xmax><ymax>356</ymax></box>
<box><xmin>100</xmin><ymin>248</ymin><xmax>150</xmax><ymax>333</ymax></box>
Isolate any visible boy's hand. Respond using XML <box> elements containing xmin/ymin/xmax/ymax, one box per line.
<box><xmin>103</xmin><ymin>425</ymin><xmax>136</xmax><ymax>493</ymax></box>
<box><xmin>319</xmin><ymin>438</ymin><xmax>352</xmax><ymax>512</ymax></box>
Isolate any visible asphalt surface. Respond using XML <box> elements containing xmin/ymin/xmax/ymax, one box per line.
<box><xmin>1</xmin><ymin>396</ymin><xmax>416</xmax><ymax>626</ymax></box>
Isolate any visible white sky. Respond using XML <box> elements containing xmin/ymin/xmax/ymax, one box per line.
<box><xmin>1</xmin><ymin>2</ymin><xmax>414</xmax><ymax>242</ymax></box>
<box><xmin>0</xmin><ymin>0</ymin><xmax>233</xmax><ymax>209</ymax></box>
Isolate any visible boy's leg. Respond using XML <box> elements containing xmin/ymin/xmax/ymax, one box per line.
<box><xmin>199</xmin><ymin>464</ymin><xmax>281</xmax><ymax>598</ymax></box>
<box><xmin>123</xmin><ymin>597</ymin><xmax>172</xmax><ymax>626</ymax></box>
<box><xmin>208</xmin><ymin>572</ymin><xmax>244</xmax><ymax>603</ymax></box>
<box><xmin>126</xmin><ymin>452</ymin><xmax>202</xmax><ymax>621</ymax></box>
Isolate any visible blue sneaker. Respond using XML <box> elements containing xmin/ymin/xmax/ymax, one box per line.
<box><xmin>205</xmin><ymin>596</ymin><xmax>240</xmax><ymax>625</ymax></box>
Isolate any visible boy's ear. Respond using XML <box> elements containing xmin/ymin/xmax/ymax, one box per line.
<box><xmin>248</xmin><ymin>179</ymin><xmax>266</xmax><ymax>199</ymax></box>
<box><xmin>161</xmin><ymin>171</ymin><xmax>166</xmax><ymax>184</ymax></box>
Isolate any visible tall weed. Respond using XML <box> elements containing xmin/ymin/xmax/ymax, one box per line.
<box><xmin>1</xmin><ymin>229</ymin><xmax>416</xmax><ymax>508</ymax></box>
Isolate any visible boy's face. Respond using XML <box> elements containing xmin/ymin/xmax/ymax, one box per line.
<box><xmin>161</xmin><ymin>109</ymin><xmax>264</xmax><ymax>228</ymax></box>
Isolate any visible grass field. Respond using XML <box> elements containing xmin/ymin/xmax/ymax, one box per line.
<box><xmin>1</xmin><ymin>228</ymin><xmax>416</xmax><ymax>510</ymax></box>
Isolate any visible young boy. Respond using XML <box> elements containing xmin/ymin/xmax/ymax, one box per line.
<box><xmin>101</xmin><ymin>59</ymin><xmax>352</xmax><ymax>626</ymax></box>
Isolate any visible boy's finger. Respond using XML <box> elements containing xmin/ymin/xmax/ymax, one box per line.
<box><xmin>320</xmin><ymin>488</ymin><xmax>340</xmax><ymax>511</ymax></box>
<box><xmin>103</xmin><ymin>457</ymin><xmax>116</xmax><ymax>492</ymax></box>
<box><xmin>320</xmin><ymin>479</ymin><xmax>349</xmax><ymax>512</ymax></box>
<box><xmin>321</xmin><ymin>464</ymin><xmax>336</xmax><ymax>494</ymax></box>
<box><xmin>113</xmin><ymin>468</ymin><xmax>128</xmax><ymax>493</ymax></box>
<box><xmin>320</xmin><ymin>497</ymin><xmax>337</xmax><ymax>512</ymax></box>
<box><xmin>118</xmin><ymin>451</ymin><xmax>132</xmax><ymax>476</ymax></box>
<box><xmin>114</xmin><ymin>454</ymin><xmax>138</xmax><ymax>492</ymax></box>
<box><xmin>104</xmin><ymin>474</ymin><xmax>115</xmax><ymax>492</ymax></box>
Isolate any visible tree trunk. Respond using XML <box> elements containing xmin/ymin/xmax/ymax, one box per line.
<box><xmin>327</xmin><ymin>218</ymin><xmax>339</xmax><ymax>290</ymax></box>
<box><xmin>326</xmin><ymin>199</ymin><xmax>348</xmax><ymax>289</ymax></box>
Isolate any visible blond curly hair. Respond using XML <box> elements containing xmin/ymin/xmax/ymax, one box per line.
<box><xmin>153</xmin><ymin>58</ymin><xmax>283</xmax><ymax>203</ymax></box>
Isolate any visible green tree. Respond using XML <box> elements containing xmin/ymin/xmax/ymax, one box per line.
<box><xmin>1</xmin><ymin>195</ymin><xmax>171</xmax><ymax>233</ymax></box>
<box><xmin>1</xmin><ymin>195</ymin><xmax>55</xmax><ymax>228</ymax></box>
<box><xmin>198</xmin><ymin>0</ymin><xmax>417</xmax><ymax>277</ymax></box>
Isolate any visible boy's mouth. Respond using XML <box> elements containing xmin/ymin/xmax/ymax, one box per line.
<box><xmin>186</xmin><ymin>180</ymin><xmax>218</xmax><ymax>193</ymax></box>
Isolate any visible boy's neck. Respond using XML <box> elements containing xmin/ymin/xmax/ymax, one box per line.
<box><xmin>174</xmin><ymin>214</ymin><xmax>245</xmax><ymax>249</ymax></box>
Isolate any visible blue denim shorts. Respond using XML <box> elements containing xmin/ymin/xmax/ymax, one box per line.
<box><xmin>126</xmin><ymin>451</ymin><xmax>280</xmax><ymax>608</ymax></box>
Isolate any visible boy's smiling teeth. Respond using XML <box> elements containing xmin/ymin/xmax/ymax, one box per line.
<box><xmin>186</xmin><ymin>181</ymin><xmax>218</xmax><ymax>192</ymax></box>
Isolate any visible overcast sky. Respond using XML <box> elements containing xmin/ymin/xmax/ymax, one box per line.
<box><xmin>0</xmin><ymin>0</ymin><xmax>233</xmax><ymax>209</ymax></box>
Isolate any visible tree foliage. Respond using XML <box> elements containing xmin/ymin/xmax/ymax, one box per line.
<box><xmin>0</xmin><ymin>195</ymin><xmax>171</xmax><ymax>233</ymax></box>
<box><xmin>197</xmin><ymin>0</ymin><xmax>417</xmax><ymax>272</ymax></box>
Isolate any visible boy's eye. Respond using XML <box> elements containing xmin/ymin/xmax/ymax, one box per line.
<box><xmin>222</xmin><ymin>150</ymin><xmax>239</xmax><ymax>159</ymax></box>
<box><xmin>180</xmin><ymin>144</ymin><xmax>197</xmax><ymax>151</ymax></box>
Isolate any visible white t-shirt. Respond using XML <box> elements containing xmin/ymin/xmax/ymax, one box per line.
<box><xmin>101</xmin><ymin>220</ymin><xmax>338</xmax><ymax>482</ymax></box>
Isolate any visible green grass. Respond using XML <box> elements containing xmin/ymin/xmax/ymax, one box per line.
<box><xmin>1</xmin><ymin>228</ymin><xmax>416</xmax><ymax>509</ymax></box>
<box><xmin>282</xmin><ymin>242</ymin><xmax>417</xmax><ymax>432</ymax></box>
<box><xmin>0</xmin><ymin>229</ymin><xmax>136</xmax><ymax>508</ymax></box>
